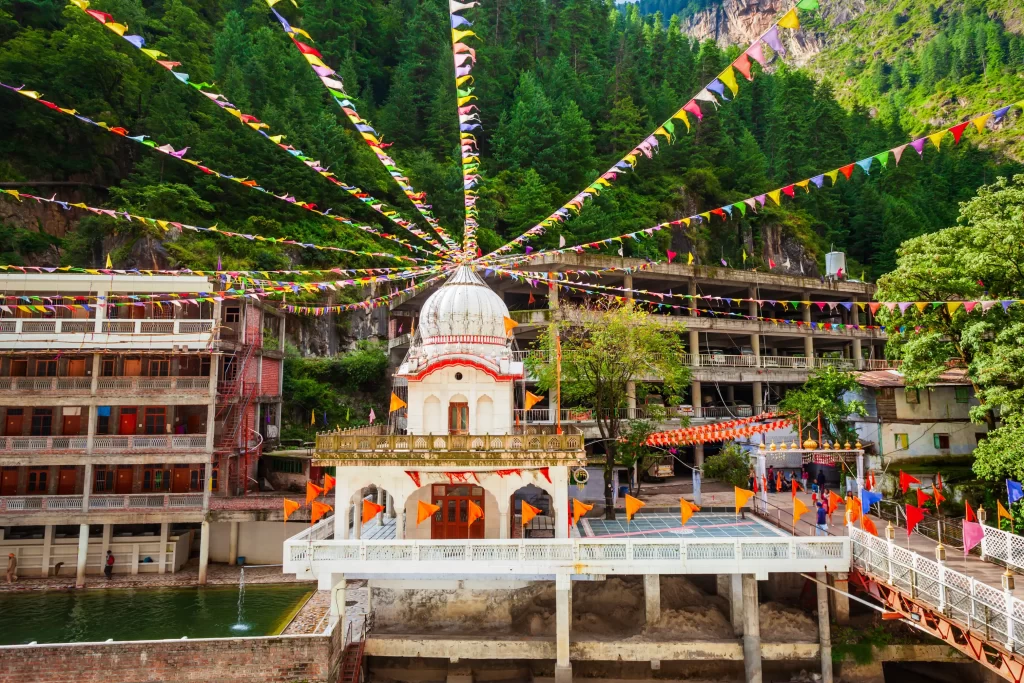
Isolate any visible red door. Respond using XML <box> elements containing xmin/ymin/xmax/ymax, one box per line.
<box><xmin>115</xmin><ymin>467</ymin><xmax>133</xmax><ymax>494</ymax></box>
<box><xmin>57</xmin><ymin>467</ymin><xmax>77</xmax><ymax>495</ymax></box>
<box><xmin>119</xmin><ymin>408</ymin><xmax>137</xmax><ymax>435</ymax></box>
<box><xmin>171</xmin><ymin>467</ymin><xmax>191</xmax><ymax>493</ymax></box>
<box><xmin>5</xmin><ymin>410</ymin><xmax>22</xmax><ymax>436</ymax></box>
<box><xmin>430</xmin><ymin>485</ymin><xmax>485</xmax><ymax>539</ymax></box>
<box><xmin>62</xmin><ymin>415</ymin><xmax>82</xmax><ymax>436</ymax></box>
<box><xmin>0</xmin><ymin>468</ymin><xmax>17</xmax><ymax>495</ymax></box>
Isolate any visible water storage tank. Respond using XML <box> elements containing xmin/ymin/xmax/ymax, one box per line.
<box><xmin>825</xmin><ymin>251</ymin><xmax>847</xmax><ymax>278</ymax></box>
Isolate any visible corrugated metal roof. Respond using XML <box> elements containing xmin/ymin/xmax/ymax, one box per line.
<box><xmin>854</xmin><ymin>368</ymin><xmax>971</xmax><ymax>388</ymax></box>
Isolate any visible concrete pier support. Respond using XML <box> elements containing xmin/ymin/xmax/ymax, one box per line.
<box><xmin>40</xmin><ymin>524</ymin><xmax>53</xmax><ymax>577</ymax></box>
<box><xmin>353</xmin><ymin>500</ymin><xmax>362</xmax><ymax>540</ymax></box>
<box><xmin>198</xmin><ymin>520</ymin><xmax>210</xmax><ymax>585</ymax></box>
<box><xmin>691</xmin><ymin>379</ymin><xmax>702</xmax><ymax>412</ymax></box>
<box><xmin>158</xmin><ymin>522</ymin><xmax>170</xmax><ymax>574</ymax></box>
<box><xmin>644</xmin><ymin>575</ymin><xmax>661</xmax><ymax>624</ymax></box>
<box><xmin>831</xmin><ymin>573</ymin><xmax>851</xmax><ymax>625</ymax></box>
<box><xmin>322</xmin><ymin>573</ymin><xmax>346</xmax><ymax>629</ymax></box>
<box><xmin>555</xmin><ymin>573</ymin><xmax>572</xmax><ymax>683</ymax></box>
<box><xmin>752</xmin><ymin>380</ymin><xmax>763</xmax><ymax>414</ymax></box>
<box><xmin>335</xmin><ymin>491</ymin><xmax>350</xmax><ymax>539</ymax></box>
<box><xmin>75</xmin><ymin>523</ymin><xmax>89</xmax><ymax>587</ymax></box>
<box><xmin>817</xmin><ymin>572</ymin><xmax>834</xmax><ymax>683</ymax></box>
<box><xmin>100</xmin><ymin>523</ymin><xmax>112</xmax><ymax>565</ymax></box>
<box><xmin>742</xmin><ymin>574</ymin><xmax>761</xmax><ymax>683</ymax></box>
<box><xmin>376</xmin><ymin>487</ymin><xmax>385</xmax><ymax>524</ymax></box>
<box><xmin>694</xmin><ymin>443</ymin><xmax>704</xmax><ymax>469</ymax></box>
<box><xmin>228</xmin><ymin>521</ymin><xmax>239</xmax><ymax>566</ymax></box>
<box><xmin>716</xmin><ymin>574</ymin><xmax>743</xmax><ymax>635</ymax></box>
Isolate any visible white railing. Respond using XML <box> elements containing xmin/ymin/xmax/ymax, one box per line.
<box><xmin>980</xmin><ymin>525</ymin><xmax>1024</xmax><ymax>574</ymax></box>
<box><xmin>284</xmin><ymin>533</ymin><xmax>850</xmax><ymax>577</ymax></box>
<box><xmin>515</xmin><ymin>404</ymin><xmax>779</xmax><ymax>424</ymax></box>
<box><xmin>95</xmin><ymin>377</ymin><xmax>211</xmax><ymax>392</ymax></box>
<box><xmin>0</xmin><ymin>435</ymin><xmax>88</xmax><ymax>451</ymax></box>
<box><xmin>0</xmin><ymin>377</ymin><xmax>93</xmax><ymax>392</ymax></box>
<box><xmin>92</xmin><ymin>435</ymin><xmax>207</xmax><ymax>451</ymax></box>
<box><xmin>0</xmin><ymin>495</ymin><xmax>84</xmax><ymax>511</ymax></box>
<box><xmin>0</xmin><ymin>318</ymin><xmax>215</xmax><ymax>335</ymax></box>
<box><xmin>514</xmin><ymin>351</ymin><xmax>900</xmax><ymax>372</ymax></box>
<box><xmin>0</xmin><ymin>493</ymin><xmax>203</xmax><ymax>512</ymax></box>
<box><xmin>850</xmin><ymin>527</ymin><xmax>1024</xmax><ymax>651</ymax></box>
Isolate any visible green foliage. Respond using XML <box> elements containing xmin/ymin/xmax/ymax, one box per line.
<box><xmin>701</xmin><ymin>442</ymin><xmax>749</xmax><ymax>488</ymax></box>
<box><xmin>615</xmin><ymin>418</ymin><xmax>676</xmax><ymax>495</ymax></box>
<box><xmin>876</xmin><ymin>174</ymin><xmax>1024</xmax><ymax>481</ymax></box>
<box><xmin>778</xmin><ymin>366</ymin><xmax>867</xmax><ymax>443</ymax></box>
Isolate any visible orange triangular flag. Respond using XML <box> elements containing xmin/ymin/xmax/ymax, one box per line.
<box><xmin>572</xmin><ymin>499</ymin><xmax>593</xmax><ymax>525</ymax></box>
<box><xmin>524</xmin><ymin>391</ymin><xmax>545</xmax><ymax>411</ymax></box>
<box><xmin>791</xmin><ymin>479</ymin><xmax>802</xmax><ymax>500</ymax></box>
<box><xmin>322</xmin><ymin>473</ymin><xmax>336</xmax><ymax>495</ymax></box>
<box><xmin>283</xmin><ymin>498</ymin><xmax>301</xmax><ymax>523</ymax></box>
<box><xmin>861</xmin><ymin>515</ymin><xmax>878</xmax><ymax>536</ymax></box>
<box><xmin>522</xmin><ymin>501</ymin><xmax>542</xmax><ymax>526</ymax></box>
<box><xmin>306</xmin><ymin>481</ymin><xmax>324</xmax><ymax>507</ymax></box>
<box><xmin>847</xmin><ymin>496</ymin><xmax>861</xmax><ymax>523</ymax></box>
<box><xmin>792</xmin><ymin>497</ymin><xmax>809</xmax><ymax>525</ymax></box>
<box><xmin>503</xmin><ymin>316</ymin><xmax>518</xmax><ymax>335</ymax></box>
<box><xmin>680</xmin><ymin>498</ymin><xmax>700</xmax><ymax>525</ymax></box>
<box><xmin>417</xmin><ymin>500</ymin><xmax>440</xmax><ymax>525</ymax></box>
<box><xmin>389</xmin><ymin>392</ymin><xmax>407</xmax><ymax>412</ymax></box>
<box><xmin>310</xmin><ymin>500</ymin><xmax>333</xmax><ymax>525</ymax></box>
<box><xmin>467</xmin><ymin>500</ymin><xmax>484</xmax><ymax>526</ymax></box>
<box><xmin>362</xmin><ymin>499</ymin><xmax>385</xmax><ymax>524</ymax></box>
<box><xmin>998</xmin><ymin>500</ymin><xmax>1013</xmax><ymax>523</ymax></box>
<box><xmin>735</xmin><ymin>487</ymin><xmax>755</xmax><ymax>514</ymax></box>
<box><xmin>625</xmin><ymin>494</ymin><xmax>646</xmax><ymax>521</ymax></box>
<box><xmin>827</xmin><ymin>491</ymin><xmax>844</xmax><ymax>516</ymax></box>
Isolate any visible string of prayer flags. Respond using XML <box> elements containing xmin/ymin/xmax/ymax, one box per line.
<box><xmin>362</xmin><ymin>499</ymin><xmax>385</xmax><ymax>524</ymax></box>
<box><xmin>0</xmin><ymin>85</ymin><xmax>442</xmax><ymax>263</ymax></box>
<box><xmin>263</xmin><ymin>2</ymin><xmax>461</xmax><ymax>253</ymax></box>
<box><xmin>69</xmin><ymin>0</ymin><xmax>449</xmax><ymax>258</ymax></box>
<box><xmin>572</xmin><ymin>499</ymin><xmax>594</xmax><ymax>525</ymax></box>
<box><xmin>447</xmin><ymin>0</ymin><xmax>483</xmax><ymax>255</ymax></box>
<box><xmin>310</xmin><ymin>500</ymin><xmax>333</xmax><ymax>525</ymax></box>
<box><xmin>483</xmin><ymin>1</ymin><xmax>815</xmax><ymax>259</ymax></box>
<box><xmin>521</xmin><ymin>501</ymin><xmax>542</xmax><ymax>527</ymax></box>
<box><xmin>680</xmin><ymin>498</ymin><xmax>700</xmax><ymax>525</ymax></box>
<box><xmin>625</xmin><ymin>494</ymin><xmax>646</xmax><ymax>521</ymax></box>
<box><xmin>283</xmin><ymin>498</ymin><xmax>301</xmax><ymax>523</ymax></box>
<box><xmin>734</xmin><ymin>487</ymin><xmax>755</xmax><ymax>514</ymax></box>
<box><xmin>417</xmin><ymin>501</ymin><xmax>441</xmax><ymax>525</ymax></box>
<box><xmin>306</xmin><ymin>481</ymin><xmax>324</xmax><ymax>507</ymax></box>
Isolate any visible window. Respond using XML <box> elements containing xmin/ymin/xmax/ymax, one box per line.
<box><xmin>34</xmin><ymin>359</ymin><xmax>56</xmax><ymax>377</ymax></box>
<box><xmin>101</xmin><ymin>358</ymin><xmax>116</xmax><ymax>377</ymax></box>
<box><xmin>895</xmin><ymin>433</ymin><xmax>909</xmax><ymax>450</ymax></box>
<box><xmin>97</xmin><ymin>414</ymin><xmax>110</xmax><ymax>435</ymax></box>
<box><xmin>934</xmin><ymin>433</ymin><xmax>950</xmax><ymax>449</ymax></box>
<box><xmin>143</xmin><ymin>407</ymin><xmax>166</xmax><ymax>435</ymax></box>
<box><xmin>27</xmin><ymin>468</ymin><xmax>48</xmax><ymax>493</ymax></box>
<box><xmin>955</xmin><ymin>386</ymin><xmax>970</xmax><ymax>404</ymax></box>
<box><xmin>93</xmin><ymin>466</ymin><xmax>114</xmax><ymax>492</ymax></box>
<box><xmin>190</xmin><ymin>465</ymin><xmax>206</xmax><ymax>492</ymax></box>
<box><xmin>30</xmin><ymin>408</ymin><xmax>52</xmax><ymax>436</ymax></box>
<box><xmin>904</xmin><ymin>389</ymin><xmax>920</xmax><ymax>404</ymax></box>
<box><xmin>448</xmin><ymin>402</ymin><xmax>469</xmax><ymax>434</ymax></box>
<box><xmin>142</xmin><ymin>467</ymin><xmax>171</xmax><ymax>491</ymax></box>
<box><xmin>211</xmin><ymin>466</ymin><xmax>219</xmax><ymax>492</ymax></box>
<box><xmin>148</xmin><ymin>359</ymin><xmax>170</xmax><ymax>377</ymax></box>
<box><xmin>271</xmin><ymin>457</ymin><xmax>303</xmax><ymax>474</ymax></box>
<box><xmin>225</xmin><ymin>306</ymin><xmax>241</xmax><ymax>324</ymax></box>
<box><xmin>9</xmin><ymin>359</ymin><xmax>27</xmax><ymax>377</ymax></box>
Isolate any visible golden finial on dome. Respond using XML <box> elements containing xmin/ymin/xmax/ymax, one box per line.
<box><xmin>803</xmin><ymin>437</ymin><xmax>818</xmax><ymax>449</ymax></box>
<box><xmin>844</xmin><ymin>440</ymin><xmax>852</xmax><ymax>450</ymax></box>
<box><xmin>758</xmin><ymin>442</ymin><xmax>766</xmax><ymax>450</ymax></box>
<box><xmin>769</xmin><ymin>442</ymin><xmax>777</xmax><ymax>451</ymax></box>
<box><xmin>855</xmin><ymin>440</ymin><xmax>863</xmax><ymax>450</ymax></box>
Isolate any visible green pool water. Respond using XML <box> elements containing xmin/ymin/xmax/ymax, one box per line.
<box><xmin>0</xmin><ymin>583</ymin><xmax>313</xmax><ymax>645</ymax></box>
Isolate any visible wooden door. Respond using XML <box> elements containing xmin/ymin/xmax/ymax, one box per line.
<box><xmin>172</xmin><ymin>467</ymin><xmax>191</xmax><ymax>493</ymax></box>
<box><xmin>5</xmin><ymin>409</ymin><xmax>22</xmax><ymax>436</ymax></box>
<box><xmin>448</xmin><ymin>402</ymin><xmax>469</xmax><ymax>435</ymax></box>
<box><xmin>67</xmin><ymin>359</ymin><xmax>87</xmax><ymax>377</ymax></box>
<box><xmin>430</xmin><ymin>485</ymin><xmax>484</xmax><ymax>539</ymax></box>
<box><xmin>115</xmin><ymin>467</ymin><xmax>133</xmax><ymax>494</ymax></box>
<box><xmin>62</xmin><ymin>415</ymin><xmax>82</xmax><ymax>435</ymax></box>
<box><xmin>186</xmin><ymin>414</ymin><xmax>202</xmax><ymax>434</ymax></box>
<box><xmin>9</xmin><ymin>359</ymin><xmax>26</xmax><ymax>377</ymax></box>
<box><xmin>0</xmin><ymin>468</ymin><xmax>17</xmax><ymax>495</ymax></box>
<box><xmin>57</xmin><ymin>467</ymin><xmax>77</xmax><ymax>495</ymax></box>
<box><xmin>119</xmin><ymin>408</ymin><xmax>137</xmax><ymax>435</ymax></box>
<box><xmin>124</xmin><ymin>359</ymin><xmax>142</xmax><ymax>377</ymax></box>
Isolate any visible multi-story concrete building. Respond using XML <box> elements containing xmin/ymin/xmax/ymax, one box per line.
<box><xmin>0</xmin><ymin>273</ymin><xmax>285</xmax><ymax>585</ymax></box>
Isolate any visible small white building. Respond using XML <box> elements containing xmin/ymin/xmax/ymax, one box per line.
<box><xmin>850</xmin><ymin>368</ymin><xmax>988</xmax><ymax>461</ymax></box>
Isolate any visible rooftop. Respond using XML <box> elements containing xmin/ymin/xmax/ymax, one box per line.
<box><xmin>855</xmin><ymin>368</ymin><xmax>971</xmax><ymax>388</ymax></box>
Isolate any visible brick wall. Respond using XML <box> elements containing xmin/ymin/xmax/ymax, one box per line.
<box><xmin>0</xmin><ymin>632</ymin><xmax>337</xmax><ymax>683</ymax></box>
<box><xmin>261</xmin><ymin>357</ymin><xmax>281</xmax><ymax>397</ymax></box>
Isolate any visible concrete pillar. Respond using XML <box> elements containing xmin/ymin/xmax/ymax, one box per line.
<box><xmin>40</xmin><ymin>524</ymin><xmax>53</xmax><ymax>577</ymax></box>
<box><xmin>387</xmin><ymin>493</ymin><xmax>396</xmax><ymax>519</ymax></box>
<box><xmin>353</xmin><ymin>501</ymin><xmax>362</xmax><ymax>540</ymax></box>
<box><xmin>716</xmin><ymin>574</ymin><xmax>743</xmax><ymax>636</ymax></box>
<box><xmin>626</xmin><ymin>381</ymin><xmax>636</xmax><ymax>418</ymax></box>
<box><xmin>749</xmin><ymin>333</ymin><xmax>760</xmax><ymax>360</ymax></box>
<box><xmin>198</xmin><ymin>520</ymin><xmax>210</xmax><ymax>585</ymax></box>
<box><xmin>689</xmin><ymin>329</ymin><xmax>700</xmax><ymax>366</ymax></box>
<box><xmin>335</xmin><ymin>488</ymin><xmax>350</xmax><ymax>539</ymax></box>
<box><xmin>75</xmin><ymin>523</ymin><xmax>89</xmax><ymax>587</ymax></box>
<box><xmin>691</xmin><ymin>380</ymin><xmax>702</xmax><ymax>413</ymax></box>
<box><xmin>100</xmin><ymin>523</ymin><xmax>112</xmax><ymax>562</ymax></box>
<box><xmin>623</xmin><ymin>274</ymin><xmax>633</xmax><ymax>299</ymax></box>
<box><xmin>644</xmin><ymin>574</ymin><xmax>661</xmax><ymax>624</ymax></box>
<box><xmin>694</xmin><ymin>443</ymin><xmax>704</xmax><ymax>468</ymax></box>
<box><xmin>158</xmin><ymin>522</ymin><xmax>169</xmax><ymax>575</ymax></box>
<box><xmin>376</xmin><ymin>487</ymin><xmax>385</xmax><ymax>525</ymax></box>
<box><xmin>753</xmin><ymin>381</ymin><xmax>763</xmax><ymax>414</ymax></box>
<box><xmin>396</xmin><ymin>503</ymin><xmax>406</xmax><ymax>540</ymax></box>
<box><xmin>555</xmin><ymin>573</ymin><xmax>572</xmax><ymax>683</ymax></box>
<box><xmin>724</xmin><ymin>385</ymin><xmax>735</xmax><ymax>402</ymax></box>
<box><xmin>802</xmin><ymin>296</ymin><xmax>814</xmax><ymax>363</ymax></box>
<box><xmin>742</xmin><ymin>574</ymin><xmax>762</xmax><ymax>683</ymax></box>
<box><xmin>499</xmin><ymin>508</ymin><xmax>510</xmax><ymax>539</ymax></box>
<box><xmin>86</xmin><ymin>387</ymin><xmax>98</xmax><ymax>455</ymax></box>
<box><xmin>831</xmin><ymin>573</ymin><xmax>850</xmax><ymax>625</ymax></box>
<box><xmin>553</xmin><ymin>467</ymin><xmax>570</xmax><ymax>539</ymax></box>
<box><xmin>817</xmin><ymin>572</ymin><xmax>834</xmax><ymax>683</ymax></box>
<box><xmin>228</xmin><ymin>521</ymin><xmax>239</xmax><ymax>566</ymax></box>
<box><xmin>852</xmin><ymin>337</ymin><xmax>863</xmax><ymax>370</ymax></box>
<box><xmin>82</xmin><ymin>463</ymin><xmax>93</xmax><ymax>511</ymax></box>
<box><xmin>321</xmin><ymin>573</ymin><xmax>346</xmax><ymax>629</ymax></box>
<box><xmin>688</xmin><ymin>278</ymin><xmax>698</xmax><ymax>314</ymax></box>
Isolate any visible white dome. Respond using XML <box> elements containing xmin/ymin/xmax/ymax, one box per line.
<box><xmin>418</xmin><ymin>266</ymin><xmax>509</xmax><ymax>340</ymax></box>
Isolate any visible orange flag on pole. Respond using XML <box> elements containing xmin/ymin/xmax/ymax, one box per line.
<box><xmin>522</xmin><ymin>502</ymin><xmax>542</xmax><ymax>526</ymax></box>
<box><xmin>306</xmin><ymin>481</ymin><xmax>324</xmax><ymax>507</ymax></box>
<box><xmin>861</xmin><ymin>515</ymin><xmax>878</xmax><ymax>536</ymax></box>
<box><xmin>625</xmin><ymin>494</ymin><xmax>645</xmax><ymax>521</ymax></box>
<box><xmin>827</xmin><ymin>491</ymin><xmax>844</xmax><ymax>516</ymax></box>
<box><xmin>283</xmin><ymin>498</ymin><xmax>301</xmax><ymax>523</ymax></box>
<box><xmin>322</xmin><ymin>473</ymin><xmax>336</xmax><ymax>496</ymax></box>
<box><xmin>467</xmin><ymin>500</ymin><xmax>484</xmax><ymax>526</ymax></box>
<box><xmin>310</xmin><ymin>500</ymin><xmax>333</xmax><ymax>525</ymax></box>
<box><xmin>389</xmin><ymin>392</ymin><xmax>407</xmax><ymax>412</ymax></box>
<box><xmin>362</xmin><ymin>499</ymin><xmax>385</xmax><ymax>524</ymax></box>
<box><xmin>417</xmin><ymin>500</ymin><xmax>440</xmax><ymax>525</ymax></box>
<box><xmin>846</xmin><ymin>496</ymin><xmax>861</xmax><ymax>523</ymax></box>
<box><xmin>680</xmin><ymin>498</ymin><xmax>700</xmax><ymax>525</ymax></box>
<box><xmin>735</xmin><ymin>487</ymin><xmax>755</xmax><ymax>514</ymax></box>
<box><xmin>572</xmin><ymin>499</ymin><xmax>593</xmax><ymax>525</ymax></box>
<box><xmin>792</xmin><ymin>497</ymin><xmax>809</xmax><ymax>526</ymax></box>
<box><xmin>791</xmin><ymin>478</ymin><xmax>801</xmax><ymax>500</ymax></box>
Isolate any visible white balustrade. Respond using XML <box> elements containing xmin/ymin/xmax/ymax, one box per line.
<box><xmin>0</xmin><ymin>494</ymin><xmax>198</xmax><ymax>512</ymax></box>
<box><xmin>0</xmin><ymin>318</ymin><xmax>215</xmax><ymax>336</ymax></box>
<box><xmin>92</xmin><ymin>434</ymin><xmax>207</xmax><ymax>451</ymax></box>
<box><xmin>0</xmin><ymin>435</ymin><xmax>88</xmax><ymax>451</ymax></box>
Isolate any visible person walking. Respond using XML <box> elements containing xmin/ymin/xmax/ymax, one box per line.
<box><xmin>815</xmin><ymin>501</ymin><xmax>828</xmax><ymax>536</ymax></box>
<box><xmin>815</xmin><ymin>468</ymin><xmax>826</xmax><ymax>494</ymax></box>
<box><xmin>104</xmin><ymin>550</ymin><xmax>114</xmax><ymax>580</ymax></box>
<box><xmin>6</xmin><ymin>553</ymin><xmax>16</xmax><ymax>584</ymax></box>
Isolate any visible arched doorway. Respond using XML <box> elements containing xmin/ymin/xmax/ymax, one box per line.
<box><xmin>429</xmin><ymin>483</ymin><xmax>485</xmax><ymax>539</ymax></box>
<box><xmin>511</xmin><ymin>484</ymin><xmax>553</xmax><ymax>539</ymax></box>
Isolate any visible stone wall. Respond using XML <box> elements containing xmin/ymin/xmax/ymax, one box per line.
<box><xmin>0</xmin><ymin>633</ymin><xmax>335</xmax><ymax>683</ymax></box>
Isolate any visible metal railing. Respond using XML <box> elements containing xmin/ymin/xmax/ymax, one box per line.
<box><xmin>0</xmin><ymin>318</ymin><xmax>214</xmax><ymax>335</ymax></box>
<box><xmin>512</xmin><ymin>350</ymin><xmax>901</xmax><ymax>372</ymax></box>
<box><xmin>0</xmin><ymin>492</ymin><xmax>203</xmax><ymax>512</ymax></box>
<box><xmin>850</xmin><ymin>526</ymin><xmax>1024</xmax><ymax>651</ymax></box>
<box><xmin>92</xmin><ymin>434</ymin><xmax>207</xmax><ymax>451</ymax></box>
<box><xmin>514</xmin><ymin>404</ymin><xmax>779</xmax><ymax>424</ymax></box>
<box><xmin>0</xmin><ymin>376</ymin><xmax>211</xmax><ymax>393</ymax></box>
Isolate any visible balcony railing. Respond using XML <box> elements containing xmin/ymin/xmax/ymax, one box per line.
<box><xmin>0</xmin><ymin>377</ymin><xmax>93</xmax><ymax>392</ymax></box>
<box><xmin>92</xmin><ymin>435</ymin><xmax>207</xmax><ymax>451</ymax></box>
<box><xmin>513</xmin><ymin>350</ymin><xmax>901</xmax><ymax>371</ymax></box>
<box><xmin>95</xmin><ymin>377</ymin><xmax>211</xmax><ymax>392</ymax></box>
<box><xmin>0</xmin><ymin>493</ymin><xmax>203</xmax><ymax>513</ymax></box>
<box><xmin>515</xmin><ymin>404</ymin><xmax>780</xmax><ymax>424</ymax></box>
<box><xmin>0</xmin><ymin>318</ymin><xmax>215</xmax><ymax>335</ymax></box>
<box><xmin>0</xmin><ymin>436</ymin><xmax>88</xmax><ymax>451</ymax></box>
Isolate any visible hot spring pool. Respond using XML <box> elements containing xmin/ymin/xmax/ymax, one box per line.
<box><xmin>0</xmin><ymin>583</ymin><xmax>313</xmax><ymax>645</ymax></box>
